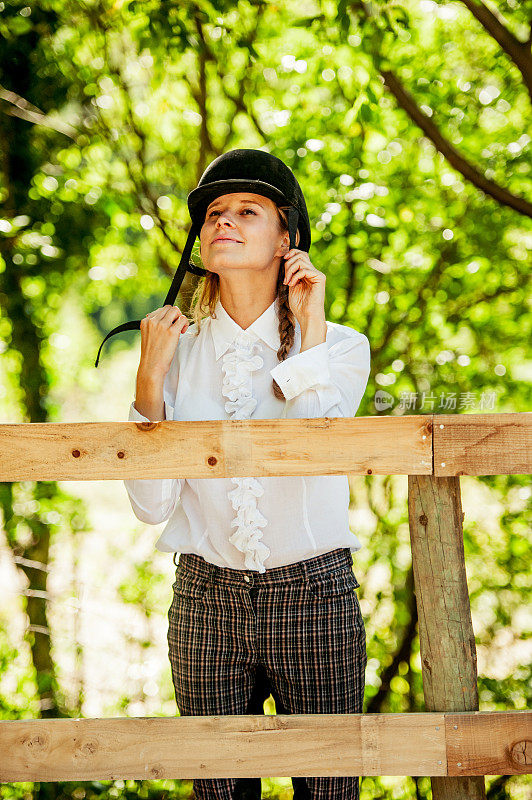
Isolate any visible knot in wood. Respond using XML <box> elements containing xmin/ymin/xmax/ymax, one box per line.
<box><xmin>509</xmin><ymin>739</ymin><xmax>531</xmax><ymax>767</ymax></box>
<box><xmin>80</xmin><ymin>739</ymin><xmax>99</xmax><ymax>756</ymax></box>
<box><xmin>24</xmin><ymin>733</ymin><xmax>49</xmax><ymax>752</ymax></box>
<box><xmin>135</xmin><ymin>422</ymin><xmax>158</xmax><ymax>431</ymax></box>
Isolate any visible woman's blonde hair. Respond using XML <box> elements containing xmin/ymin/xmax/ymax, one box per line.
<box><xmin>187</xmin><ymin>204</ymin><xmax>299</xmax><ymax>400</ymax></box>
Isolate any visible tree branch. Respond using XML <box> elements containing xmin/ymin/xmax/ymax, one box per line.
<box><xmin>379</xmin><ymin>67</ymin><xmax>532</xmax><ymax>218</ymax></box>
<box><xmin>200</xmin><ymin>8</ymin><xmax>272</xmax><ymax>145</ymax></box>
<box><xmin>190</xmin><ymin>12</ymin><xmax>222</xmax><ymax>166</ymax></box>
<box><xmin>457</xmin><ymin>0</ymin><xmax>532</xmax><ymax>100</ymax></box>
<box><xmin>0</xmin><ymin>84</ymin><xmax>78</xmax><ymax>139</ymax></box>
<box><xmin>87</xmin><ymin>9</ymin><xmax>195</xmax><ymax>280</ymax></box>
<box><xmin>366</xmin><ymin>565</ymin><xmax>418</xmax><ymax>714</ymax></box>
<box><xmin>353</xmin><ymin>1</ymin><xmax>532</xmax><ymax>218</ymax></box>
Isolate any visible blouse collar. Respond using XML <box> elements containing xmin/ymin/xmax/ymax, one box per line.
<box><xmin>210</xmin><ymin>296</ymin><xmax>282</xmax><ymax>360</ymax></box>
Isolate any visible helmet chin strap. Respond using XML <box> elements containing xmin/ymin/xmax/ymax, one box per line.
<box><xmin>163</xmin><ymin>222</ymin><xmax>204</xmax><ymax>308</ymax></box>
<box><xmin>93</xmin><ymin>206</ymin><xmax>300</xmax><ymax>368</ymax></box>
<box><xmin>286</xmin><ymin>206</ymin><xmax>299</xmax><ymax>251</ymax></box>
<box><xmin>93</xmin><ymin>221</ymin><xmax>202</xmax><ymax>368</ymax></box>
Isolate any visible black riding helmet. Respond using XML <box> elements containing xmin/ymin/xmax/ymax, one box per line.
<box><xmin>94</xmin><ymin>148</ymin><xmax>311</xmax><ymax>367</ymax></box>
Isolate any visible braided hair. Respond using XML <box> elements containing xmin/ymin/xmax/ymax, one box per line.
<box><xmin>189</xmin><ymin>204</ymin><xmax>299</xmax><ymax>400</ymax></box>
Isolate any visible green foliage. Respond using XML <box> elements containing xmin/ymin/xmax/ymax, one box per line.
<box><xmin>0</xmin><ymin>1</ymin><xmax>530</xmax><ymax>798</ymax></box>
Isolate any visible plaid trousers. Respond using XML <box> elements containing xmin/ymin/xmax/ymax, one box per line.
<box><xmin>167</xmin><ymin>547</ymin><xmax>367</xmax><ymax>800</ymax></box>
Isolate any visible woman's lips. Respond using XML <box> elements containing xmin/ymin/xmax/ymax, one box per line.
<box><xmin>213</xmin><ymin>238</ymin><xmax>242</xmax><ymax>243</ymax></box>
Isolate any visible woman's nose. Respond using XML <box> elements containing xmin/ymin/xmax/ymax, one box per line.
<box><xmin>217</xmin><ymin>215</ymin><xmax>236</xmax><ymax>226</ymax></box>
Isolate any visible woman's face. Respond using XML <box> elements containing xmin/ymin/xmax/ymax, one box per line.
<box><xmin>199</xmin><ymin>192</ymin><xmax>288</xmax><ymax>275</ymax></box>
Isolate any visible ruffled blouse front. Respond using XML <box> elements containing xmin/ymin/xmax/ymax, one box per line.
<box><xmin>221</xmin><ymin>331</ymin><xmax>270</xmax><ymax>572</ymax></box>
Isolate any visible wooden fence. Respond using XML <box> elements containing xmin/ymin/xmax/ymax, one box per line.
<box><xmin>0</xmin><ymin>411</ymin><xmax>531</xmax><ymax>800</ymax></box>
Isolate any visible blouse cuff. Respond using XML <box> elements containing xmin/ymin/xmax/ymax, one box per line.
<box><xmin>269</xmin><ymin>341</ymin><xmax>330</xmax><ymax>401</ymax></box>
<box><xmin>129</xmin><ymin>400</ymin><xmax>173</xmax><ymax>422</ymax></box>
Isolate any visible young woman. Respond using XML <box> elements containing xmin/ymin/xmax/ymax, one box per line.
<box><xmin>124</xmin><ymin>151</ymin><xmax>371</xmax><ymax>800</ymax></box>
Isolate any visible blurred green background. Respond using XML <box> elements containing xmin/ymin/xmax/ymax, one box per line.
<box><xmin>0</xmin><ymin>0</ymin><xmax>531</xmax><ymax>798</ymax></box>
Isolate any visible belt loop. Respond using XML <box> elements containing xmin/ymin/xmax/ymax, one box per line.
<box><xmin>206</xmin><ymin>561</ymin><xmax>215</xmax><ymax>591</ymax></box>
<box><xmin>298</xmin><ymin>558</ymin><xmax>309</xmax><ymax>581</ymax></box>
<box><xmin>345</xmin><ymin>548</ymin><xmax>354</xmax><ymax>572</ymax></box>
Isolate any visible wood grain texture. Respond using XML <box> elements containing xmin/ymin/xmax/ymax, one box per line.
<box><xmin>408</xmin><ymin>475</ymin><xmax>487</xmax><ymax>799</ymax></box>
<box><xmin>408</xmin><ymin>476</ymin><xmax>479</xmax><ymax>711</ymax></box>
<box><xmin>0</xmin><ymin>415</ymin><xmax>431</xmax><ymax>481</ymax></box>
<box><xmin>433</xmin><ymin>412</ymin><xmax>532</xmax><ymax>476</ymax></box>
<box><xmin>446</xmin><ymin>712</ymin><xmax>532</xmax><ymax>776</ymax></box>
<box><xmin>2</xmin><ymin>413</ymin><xmax>529</xmax><ymax>482</ymax></box>
<box><xmin>0</xmin><ymin>713</ymin><xmax>445</xmax><ymax>781</ymax></box>
<box><xmin>0</xmin><ymin>712</ymin><xmax>528</xmax><ymax>782</ymax></box>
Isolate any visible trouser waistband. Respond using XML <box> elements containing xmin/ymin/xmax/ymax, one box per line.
<box><xmin>174</xmin><ymin>548</ymin><xmax>353</xmax><ymax>589</ymax></box>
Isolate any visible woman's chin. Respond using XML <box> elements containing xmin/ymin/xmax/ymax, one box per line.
<box><xmin>207</xmin><ymin>259</ymin><xmax>251</xmax><ymax>272</ymax></box>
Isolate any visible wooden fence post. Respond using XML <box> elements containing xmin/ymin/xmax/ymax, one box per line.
<box><xmin>408</xmin><ymin>475</ymin><xmax>486</xmax><ymax>800</ymax></box>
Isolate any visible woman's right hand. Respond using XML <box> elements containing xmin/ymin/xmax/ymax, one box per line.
<box><xmin>139</xmin><ymin>305</ymin><xmax>190</xmax><ymax>378</ymax></box>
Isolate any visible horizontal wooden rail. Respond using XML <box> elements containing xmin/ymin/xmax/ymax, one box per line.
<box><xmin>2</xmin><ymin>411</ymin><xmax>530</xmax><ymax>797</ymax></box>
<box><xmin>0</xmin><ymin>412</ymin><xmax>529</xmax><ymax>481</ymax></box>
<box><xmin>0</xmin><ymin>712</ymin><xmax>529</xmax><ymax>781</ymax></box>
<box><xmin>433</xmin><ymin>413</ymin><xmax>531</xmax><ymax>477</ymax></box>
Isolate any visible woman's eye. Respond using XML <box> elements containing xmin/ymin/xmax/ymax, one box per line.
<box><xmin>208</xmin><ymin>208</ymin><xmax>256</xmax><ymax>217</ymax></box>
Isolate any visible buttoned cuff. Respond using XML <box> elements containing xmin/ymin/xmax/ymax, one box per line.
<box><xmin>269</xmin><ymin>342</ymin><xmax>330</xmax><ymax>401</ymax></box>
<box><xmin>129</xmin><ymin>400</ymin><xmax>173</xmax><ymax>422</ymax></box>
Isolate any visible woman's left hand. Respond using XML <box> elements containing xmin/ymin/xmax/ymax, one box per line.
<box><xmin>283</xmin><ymin>248</ymin><xmax>326</xmax><ymax>324</ymax></box>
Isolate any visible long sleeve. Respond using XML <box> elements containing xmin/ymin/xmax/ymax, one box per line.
<box><xmin>123</xmin><ymin>354</ymin><xmax>184</xmax><ymax>525</ymax></box>
<box><xmin>269</xmin><ymin>331</ymin><xmax>370</xmax><ymax>419</ymax></box>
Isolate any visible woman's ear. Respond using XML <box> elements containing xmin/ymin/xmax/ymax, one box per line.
<box><xmin>279</xmin><ymin>237</ymin><xmax>289</xmax><ymax>255</ymax></box>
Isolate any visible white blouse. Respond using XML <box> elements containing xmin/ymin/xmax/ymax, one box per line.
<box><xmin>124</xmin><ymin>296</ymin><xmax>371</xmax><ymax>573</ymax></box>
